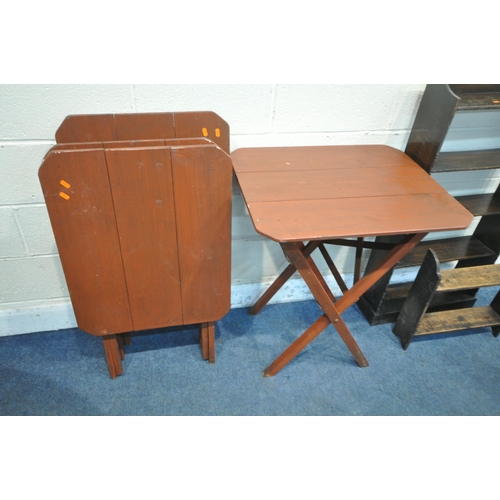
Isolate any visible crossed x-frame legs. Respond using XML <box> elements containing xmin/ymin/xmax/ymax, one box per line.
<box><xmin>252</xmin><ymin>233</ymin><xmax>427</xmax><ymax>376</ymax></box>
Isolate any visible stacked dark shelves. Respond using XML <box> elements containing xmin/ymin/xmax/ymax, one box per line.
<box><xmin>358</xmin><ymin>84</ymin><xmax>500</xmax><ymax>344</ymax></box>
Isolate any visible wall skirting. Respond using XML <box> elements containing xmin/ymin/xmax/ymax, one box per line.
<box><xmin>0</xmin><ymin>268</ymin><xmax>421</xmax><ymax>337</ymax></box>
<box><xmin>0</xmin><ymin>299</ymin><xmax>77</xmax><ymax>337</ymax></box>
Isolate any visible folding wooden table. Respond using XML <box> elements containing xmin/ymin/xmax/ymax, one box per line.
<box><xmin>39</xmin><ymin>112</ymin><xmax>232</xmax><ymax>378</ymax></box>
<box><xmin>231</xmin><ymin>145</ymin><xmax>473</xmax><ymax>376</ymax></box>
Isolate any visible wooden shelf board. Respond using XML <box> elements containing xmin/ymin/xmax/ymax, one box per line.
<box><xmin>415</xmin><ymin>306</ymin><xmax>500</xmax><ymax>336</ymax></box>
<box><xmin>438</xmin><ymin>264</ymin><xmax>500</xmax><ymax>291</ymax></box>
<box><xmin>456</xmin><ymin>193</ymin><xmax>500</xmax><ymax>216</ymax></box>
<box><xmin>396</xmin><ymin>236</ymin><xmax>496</xmax><ymax>268</ymax></box>
<box><xmin>451</xmin><ymin>86</ymin><xmax>500</xmax><ymax>111</ymax></box>
<box><xmin>433</xmin><ymin>149</ymin><xmax>500</xmax><ymax>173</ymax></box>
<box><xmin>456</xmin><ymin>93</ymin><xmax>500</xmax><ymax>111</ymax></box>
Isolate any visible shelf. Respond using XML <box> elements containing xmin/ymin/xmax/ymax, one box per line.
<box><xmin>414</xmin><ymin>306</ymin><xmax>500</xmax><ymax>337</ymax></box>
<box><xmin>433</xmin><ymin>149</ymin><xmax>500</xmax><ymax>173</ymax></box>
<box><xmin>450</xmin><ymin>85</ymin><xmax>500</xmax><ymax>111</ymax></box>
<box><xmin>360</xmin><ymin>84</ymin><xmax>500</xmax><ymax>331</ymax></box>
<box><xmin>438</xmin><ymin>264</ymin><xmax>500</xmax><ymax>291</ymax></box>
<box><xmin>396</xmin><ymin>236</ymin><xmax>496</xmax><ymax>268</ymax></box>
<box><xmin>358</xmin><ymin>286</ymin><xmax>477</xmax><ymax>326</ymax></box>
<box><xmin>456</xmin><ymin>193</ymin><xmax>500</xmax><ymax>216</ymax></box>
<box><xmin>456</xmin><ymin>94</ymin><xmax>500</xmax><ymax>111</ymax></box>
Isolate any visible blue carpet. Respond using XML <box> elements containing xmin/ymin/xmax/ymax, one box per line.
<box><xmin>1</xmin><ymin>288</ymin><xmax>499</xmax><ymax>416</ymax></box>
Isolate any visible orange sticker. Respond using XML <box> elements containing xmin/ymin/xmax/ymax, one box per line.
<box><xmin>59</xmin><ymin>192</ymin><xmax>70</xmax><ymax>200</ymax></box>
<box><xmin>215</xmin><ymin>128</ymin><xmax>221</xmax><ymax>137</ymax></box>
<box><xmin>202</xmin><ymin>127</ymin><xmax>209</xmax><ymax>137</ymax></box>
<box><xmin>60</xmin><ymin>180</ymin><xmax>71</xmax><ymax>188</ymax></box>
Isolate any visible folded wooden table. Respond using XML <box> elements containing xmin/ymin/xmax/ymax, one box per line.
<box><xmin>231</xmin><ymin>145</ymin><xmax>473</xmax><ymax>376</ymax></box>
<box><xmin>39</xmin><ymin>112</ymin><xmax>232</xmax><ymax>378</ymax></box>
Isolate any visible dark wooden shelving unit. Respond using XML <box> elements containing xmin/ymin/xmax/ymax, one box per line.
<box><xmin>358</xmin><ymin>84</ymin><xmax>500</xmax><ymax>332</ymax></box>
<box><xmin>392</xmin><ymin>250</ymin><xmax>500</xmax><ymax>350</ymax></box>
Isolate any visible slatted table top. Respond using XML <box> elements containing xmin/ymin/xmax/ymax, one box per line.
<box><xmin>231</xmin><ymin>145</ymin><xmax>473</xmax><ymax>242</ymax></box>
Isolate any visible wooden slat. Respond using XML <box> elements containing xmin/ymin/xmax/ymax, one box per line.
<box><xmin>47</xmin><ymin>139</ymin><xmax>211</xmax><ymax>155</ymax></box>
<box><xmin>450</xmin><ymin>84</ymin><xmax>500</xmax><ymax>95</ymax></box>
<box><xmin>105</xmin><ymin>147</ymin><xmax>184</xmax><ymax>330</ymax></box>
<box><xmin>415</xmin><ymin>306</ymin><xmax>500</xmax><ymax>336</ymax></box>
<box><xmin>232</xmin><ymin>145</ymin><xmax>417</xmax><ymax>173</ymax></box>
<box><xmin>392</xmin><ymin>249</ymin><xmax>441</xmax><ymax>349</ymax></box>
<box><xmin>114</xmin><ymin>112</ymin><xmax>175</xmax><ymax>140</ymax></box>
<box><xmin>380</xmin><ymin>290</ymin><xmax>476</xmax><ymax>316</ymax></box>
<box><xmin>55</xmin><ymin>114</ymin><xmax>117</xmax><ymax>143</ymax></box>
<box><xmin>236</xmin><ymin>164</ymin><xmax>447</xmax><ymax>203</ymax></box>
<box><xmin>38</xmin><ymin>149</ymin><xmax>133</xmax><ymax>336</ymax></box>
<box><xmin>433</xmin><ymin>149</ymin><xmax>500</xmax><ymax>172</ymax></box>
<box><xmin>245</xmin><ymin>193</ymin><xmax>472</xmax><ymax>242</ymax></box>
<box><xmin>450</xmin><ymin>85</ymin><xmax>500</xmax><ymax>110</ymax></box>
<box><xmin>397</xmin><ymin>236</ymin><xmax>495</xmax><ymax>268</ymax></box>
<box><xmin>104</xmin><ymin>139</ymin><xmax>165</xmax><ymax>148</ymax></box>
<box><xmin>55</xmin><ymin>112</ymin><xmax>230</xmax><ymax>149</ymax></box>
<box><xmin>171</xmin><ymin>144</ymin><xmax>233</xmax><ymax>324</ymax></box>
<box><xmin>457</xmin><ymin>193</ymin><xmax>500</xmax><ymax>217</ymax></box>
<box><xmin>457</xmin><ymin>95</ymin><xmax>500</xmax><ymax>110</ymax></box>
<box><xmin>404</xmin><ymin>85</ymin><xmax>459</xmax><ymax>173</ymax></box>
<box><xmin>438</xmin><ymin>264</ymin><xmax>500</xmax><ymax>291</ymax></box>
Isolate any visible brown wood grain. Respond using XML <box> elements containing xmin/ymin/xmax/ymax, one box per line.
<box><xmin>105</xmin><ymin>147</ymin><xmax>184</xmax><ymax>330</ymax></box>
<box><xmin>174</xmin><ymin>111</ymin><xmax>230</xmax><ymax>154</ymax></box>
<box><xmin>244</xmin><ymin>193</ymin><xmax>472</xmax><ymax>242</ymax></box>
<box><xmin>44</xmin><ymin>113</ymin><xmax>233</xmax><ymax>376</ymax></box>
<box><xmin>415</xmin><ymin>306</ymin><xmax>500</xmax><ymax>336</ymax></box>
<box><xmin>232</xmin><ymin>145</ymin><xmax>414</xmax><ymax>173</ymax></box>
<box><xmin>171</xmin><ymin>145</ymin><xmax>233</xmax><ymax>324</ymax></box>
<box><xmin>404</xmin><ymin>85</ymin><xmax>459</xmax><ymax>173</ymax></box>
<box><xmin>55</xmin><ymin>114</ymin><xmax>117</xmax><ymax>143</ymax></box>
<box><xmin>55</xmin><ymin>112</ymin><xmax>230</xmax><ymax>151</ymax></box>
<box><xmin>115</xmin><ymin>113</ymin><xmax>175</xmax><ymax>140</ymax></box>
<box><xmin>38</xmin><ymin>149</ymin><xmax>133</xmax><ymax>336</ymax></box>
<box><xmin>102</xmin><ymin>335</ymin><xmax>124</xmax><ymax>378</ymax></box>
<box><xmin>236</xmin><ymin>164</ymin><xmax>448</xmax><ymax>203</ymax></box>
<box><xmin>233</xmin><ymin>145</ymin><xmax>472</xmax><ymax>242</ymax></box>
<box><xmin>46</xmin><ymin>138</ymin><xmax>211</xmax><ymax>156</ymax></box>
<box><xmin>438</xmin><ymin>264</ymin><xmax>500</xmax><ymax>291</ymax></box>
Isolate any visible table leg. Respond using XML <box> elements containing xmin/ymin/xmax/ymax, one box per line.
<box><xmin>354</xmin><ymin>237</ymin><xmax>364</xmax><ymax>284</ymax></box>
<box><xmin>264</xmin><ymin>233</ymin><xmax>427</xmax><ymax>376</ymax></box>
<box><xmin>200</xmin><ymin>323</ymin><xmax>209</xmax><ymax>360</ymax></box>
<box><xmin>207</xmin><ymin>322</ymin><xmax>215</xmax><ymax>364</ymax></box>
<box><xmin>318</xmin><ymin>243</ymin><xmax>349</xmax><ymax>293</ymax></box>
<box><xmin>117</xmin><ymin>334</ymin><xmax>126</xmax><ymax>360</ymax></box>
<box><xmin>102</xmin><ymin>334</ymin><xmax>123</xmax><ymax>379</ymax></box>
<box><xmin>200</xmin><ymin>322</ymin><xmax>215</xmax><ymax>363</ymax></box>
<box><xmin>264</xmin><ymin>314</ymin><xmax>331</xmax><ymax>376</ymax></box>
<box><xmin>249</xmin><ymin>240</ymin><xmax>320</xmax><ymax>315</ymax></box>
<box><xmin>280</xmin><ymin>242</ymin><xmax>369</xmax><ymax>368</ymax></box>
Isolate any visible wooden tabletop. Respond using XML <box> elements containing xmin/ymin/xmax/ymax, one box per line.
<box><xmin>231</xmin><ymin>145</ymin><xmax>473</xmax><ymax>242</ymax></box>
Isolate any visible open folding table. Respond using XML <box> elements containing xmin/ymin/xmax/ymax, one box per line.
<box><xmin>231</xmin><ymin>145</ymin><xmax>473</xmax><ymax>376</ymax></box>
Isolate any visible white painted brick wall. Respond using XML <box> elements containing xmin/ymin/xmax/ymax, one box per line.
<box><xmin>0</xmin><ymin>208</ymin><xmax>26</xmax><ymax>257</ymax></box>
<box><xmin>0</xmin><ymin>256</ymin><xmax>68</xmax><ymax>303</ymax></box>
<box><xmin>1</xmin><ymin>84</ymin><xmax>498</xmax><ymax>335</ymax></box>
<box><xmin>15</xmin><ymin>205</ymin><xmax>57</xmax><ymax>255</ymax></box>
